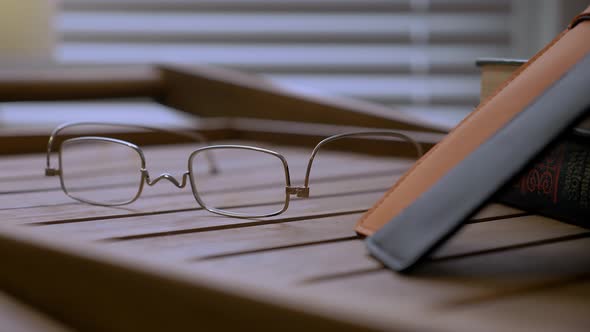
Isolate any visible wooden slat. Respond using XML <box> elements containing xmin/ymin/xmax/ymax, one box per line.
<box><xmin>434</xmin><ymin>215</ymin><xmax>586</xmax><ymax>258</ymax></box>
<box><xmin>441</xmin><ymin>279</ymin><xmax>590</xmax><ymax>332</ymax></box>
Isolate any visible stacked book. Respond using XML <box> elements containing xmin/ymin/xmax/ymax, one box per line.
<box><xmin>478</xmin><ymin>58</ymin><xmax>590</xmax><ymax>229</ymax></box>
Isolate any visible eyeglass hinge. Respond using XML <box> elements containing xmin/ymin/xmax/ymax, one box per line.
<box><xmin>45</xmin><ymin>168</ymin><xmax>60</xmax><ymax>176</ymax></box>
<box><xmin>287</xmin><ymin>186</ymin><xmax>309</xmax><ymax>198</ymax></box>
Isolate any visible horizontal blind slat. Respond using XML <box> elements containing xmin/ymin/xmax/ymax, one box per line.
<box><xmin>61</xmin><ymin>0</ymin><xmax>511</xmax><ymax>13</ymax></box>
<box><xmin>59</xmin><ymin>12</ymin><xmax>510</xmax><ymax>45</ymax></box>
<box><xmin>59</xmin><ymin>12</ymin><xmax>510</xmax><ymax>36</ymax></box>
<box><xmin>57</xmin><ymin>43</ymin><xmax>509</xmax><ymax>68</ymax></box>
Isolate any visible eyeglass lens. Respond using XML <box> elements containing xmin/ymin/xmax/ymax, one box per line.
<box><xmin>189</xmin><ymin>147</ymin><xmax>288</xmax><ymax>217</ymax></box>
<box><xmin>60</xmin><ymin>138</ymin><xmax>143</xmax><ymax>205</ymax></box>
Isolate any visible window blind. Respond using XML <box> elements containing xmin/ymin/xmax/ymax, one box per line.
<box><xmin>58</xmin><ymin>0</ymin><xmax>512</xmax><ymax>127</ymax></box>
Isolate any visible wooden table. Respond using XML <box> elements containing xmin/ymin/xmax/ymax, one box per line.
<box><xmin>0</xmin><ymin>138</ymin><xmax>588</xmax><ymax>331</ymax></box>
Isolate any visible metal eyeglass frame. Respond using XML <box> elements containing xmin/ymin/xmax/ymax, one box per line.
<box><xmin>45</xmin><ymin>122</ymin><xmax>423</xmax><ymax>219</ymax></box>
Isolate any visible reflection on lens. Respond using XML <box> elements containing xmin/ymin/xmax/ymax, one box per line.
<box><xmin>190</xmin><ymin>147</ymin><xmax>288</xmax><ymax>217</ymax></box>
<box><xmin>59</xmin><ymin>138</ymin><xmax>143</xmax><ymax>205</ymax></box>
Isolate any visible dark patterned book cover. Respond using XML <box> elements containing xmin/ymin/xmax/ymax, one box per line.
<box><xmin>497</xmin><ymin>134</ymin><xmax>590</xmax><ymax>229</ymax></box>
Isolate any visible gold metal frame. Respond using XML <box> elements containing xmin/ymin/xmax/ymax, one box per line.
<box><xmin>46</xmin><ymin>122</ymin><xmax>423</xmax><ymax>218</ymax></box>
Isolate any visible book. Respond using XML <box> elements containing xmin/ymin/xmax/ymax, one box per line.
<box><xmin>476</xmin><ymin>58</ymin><xmax>526</xmax><ymax>101</ymax></box>
<box><xmin>479</xmin><ymin>58</ymin><xmax>590</xmax><ymax>229</ymax></box>
<box><xmin>496</xmin><ymin>134</ymin><xmax>590</xmax><ymax>229</ymax></box>
<box><xmin>361</xmin><ymin>7</ymin><xmax>590</xmax><ymax>272</ymax></box>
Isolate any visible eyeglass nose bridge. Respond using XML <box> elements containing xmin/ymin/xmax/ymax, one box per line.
<box><xmin>142</xmin><ymin>169</ymin><xmax>190</xmax><ymax>189</ymax></box>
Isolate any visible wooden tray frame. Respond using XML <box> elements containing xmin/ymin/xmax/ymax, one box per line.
<box><xmin>0</xmin><ymin>64</ymin><xmax>444</xmax><ymax>155</ymax></box>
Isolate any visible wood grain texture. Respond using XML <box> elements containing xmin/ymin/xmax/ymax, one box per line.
<box><xmin>0</xmin><ymin>143</ymin><xmax>587</xmax><ymax>332</ymax></box>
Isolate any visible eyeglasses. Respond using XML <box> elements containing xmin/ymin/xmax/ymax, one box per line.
<box><xmin>45</xmin><ymin>122</ymin><xmax>423</xmax><ymax>218</ymax></box>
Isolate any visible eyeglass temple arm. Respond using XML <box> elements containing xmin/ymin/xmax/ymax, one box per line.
<box><xmin>302</xmin><ymin>130</ymin><xmax>424</xmax><ymax>192</ymax></box>
<box><xmin>45</xmin><ymin>122</ymin><xmax>219</xmax><ymax>175</ymax></box>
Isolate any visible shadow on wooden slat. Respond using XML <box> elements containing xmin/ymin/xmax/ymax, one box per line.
<box><xmin>429</xmin><ymin>232</ymin><xmax>590</xmax><ymax>264</ymax></box>
<box><xmin>101</xmin><ymin>209</ymin><xmax>367</xmax><ymax>241</ymax></box>
<box><xmin>194</xmin><ymin>235</ymin><xmax>361</xmax><ymax>261</ymax></box>
<box><xmin>437</xmin><ymin>272</ymin><xmax>590</xmax><ymax>309</ymax></box>
<box><xmin>299</xmin><ymin>231</ymin><xmax>590</xmax><ymax>285</ymax></box>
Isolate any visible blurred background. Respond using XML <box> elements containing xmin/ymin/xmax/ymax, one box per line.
<box><xmin>0</xmin><ymin>0</ymin><xmax>588</xmax><ymax>129</ymax></box>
